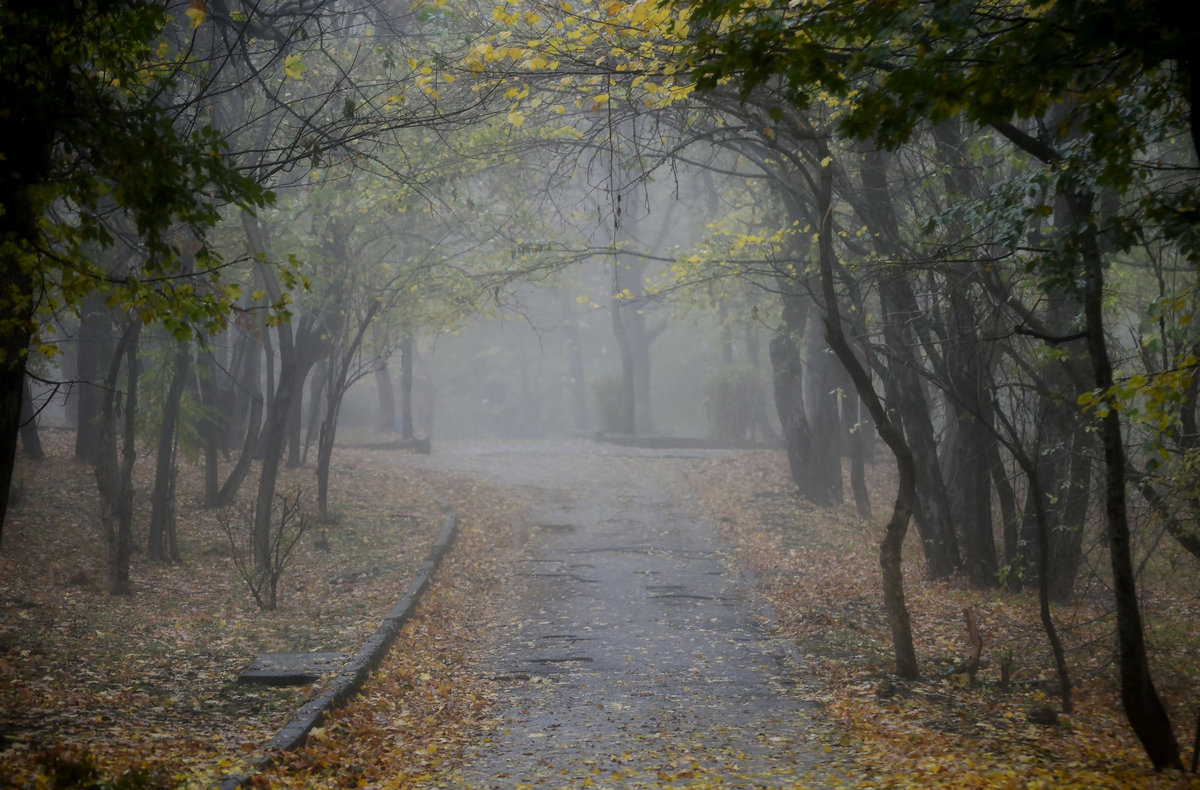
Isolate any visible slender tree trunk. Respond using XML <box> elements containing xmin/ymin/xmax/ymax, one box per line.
<box><xmin>400</xmin><ymin>333</ymin><xmax>414</xmax><ymax>441</ymax></box>
<box><xmin>565</xmin><ymin>316</ymin><xmax>588</xmax><ymax>432</ymax></box>
<box><xmin>376</xmin><ymin>361</ymin><xmax>396</xmax><ymax>434</ymax></box>
<box><xmin>213</xmin><ymin>334</ymin><xmax>262</xmax><ymax>508</ymax></box>
<box><xmin>845</xmin><ymin>392</ymin><xmax>872</xmax><ymax>520</ymax></box>
<box><xmin>285</xmin><ymin>364</ymin><xmax>305</xmax><ymax>468</ymax></box>
<box><xmin>196</xmin><ymin>343</ymin><xmax>223</xmax><ymax>507</ymax></box>
<box><xmin>253</xmin><ymin>324</ymin><xmax>297</xmax><ymax>568</ymax></box>
<box><xmin>988</xmin><ymin>441</ymin><xmax>1021</xmax><ymax>592</ymax></box>
<box><xmin>317</xmin><ymin>303</ymin><xmax>378</xmax><ymax>516</ymax></box>
<box><xmin>816</xmin><ymin>154</ymin><xmax>918</xmax><ymax>679</ymax></box>
<box><xmin>1075</xmin><ymin>192</ymin><xmax>1181</xmax><ymax>770</ymax></box>
<box><xmin>769</xmin><ymin>294</ymin><xmax>812</xmax><ymax>493</ymax></box>
<box><xmin>98</xmin><ymin>321</ymin><xmax>140</xmax><ymax>596</ymax></box>
<box><xmin>74</xmin><ymin>294</ymin><xmax>109</xmax><ymax>465</ymax></box>
<box><xmin>611</xmin><ymin>294</ymin><xmax>637</xmax><ymax>435</ymax></box>
<box><xmin>805</xmin><ymin>325</ymin><xmax>845</xmax><ymax>505</ymax></box>
<box><xmin>860</xmin><ymin>149</ymin><xmax>960</xmax><ymax>578</ymax></box>
<box><xmin>149</xmin><ymin>339</ymin><xmax>189</xmax><ymax>562</ymax></box>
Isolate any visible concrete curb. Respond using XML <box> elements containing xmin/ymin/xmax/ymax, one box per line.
<box><xmin>213</xmin><ymin>492</ymin><xmax>458</xmax><ymax>790</ymax></box>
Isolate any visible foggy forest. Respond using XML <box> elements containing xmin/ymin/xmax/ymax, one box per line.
<box><xmin>2</xmin><ymin>0</ymin><xmax>1199</xmax><ymax>787</ymax></box>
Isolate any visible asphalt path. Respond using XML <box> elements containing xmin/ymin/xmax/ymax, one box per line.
<box><xmin>411</xmin><ymin>440</ymin><xmax>826</xmax><ymax>788</ymax></box>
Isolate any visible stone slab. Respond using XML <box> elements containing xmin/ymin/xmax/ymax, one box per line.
<box><xmin>238</xmin><ymin>652</ymin><xmax>347</xmax><ymax>686</ymax></box>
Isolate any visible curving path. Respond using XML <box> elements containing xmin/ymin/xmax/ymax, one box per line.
<box><xmin>410</xmin><ymin>440</ymin><xmax>827</xmax><ymax>788</ymax></box>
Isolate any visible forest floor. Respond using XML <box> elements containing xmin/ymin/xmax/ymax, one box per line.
<box><xmin>0</xmin><ymin>434</ymin><xmax>1198</xmax><ymax>788</ymax></box>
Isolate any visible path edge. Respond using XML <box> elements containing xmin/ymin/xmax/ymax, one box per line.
<box><xmin>212</xmin><ymin>490</ymin><xmax>458</xmax><ymax>790</ymax></box>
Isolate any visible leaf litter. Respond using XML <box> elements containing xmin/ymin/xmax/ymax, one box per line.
<box><xmin>3</xmin><ymin>437</ymin><xmax>1200</xmax><ymax>788</ymax></box>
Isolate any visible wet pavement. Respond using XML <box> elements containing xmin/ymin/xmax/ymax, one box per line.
<box><xmin>410</xmin><ymin>440</ymin><xmax>826</xmax><ymax>788</ymax></box>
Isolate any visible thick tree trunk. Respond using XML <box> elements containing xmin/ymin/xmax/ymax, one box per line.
<box><xmin>19</xmin><ymin>377</ymin><xmax>43</xmax><ymax>461</ymax></box>
<box><xmin>0</xmin><ymin>318</ymin><xmax>31</xmax><ymax>541</ymax></box>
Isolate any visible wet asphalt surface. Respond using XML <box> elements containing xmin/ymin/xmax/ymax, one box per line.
<box><xmin>409</xmin><ymin>440</ymin><xmax>826</xmax><ymax>788</ymax></box>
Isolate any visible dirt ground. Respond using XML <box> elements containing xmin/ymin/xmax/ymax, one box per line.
<box><xmin>3</xmin><ymin>435</ymin><xmax>1199</xmax><ymax>788</ymax></box>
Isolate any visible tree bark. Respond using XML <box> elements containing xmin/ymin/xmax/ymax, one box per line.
<box><xmin>816</xmin><ymin>154</ymin><xmax>918</xmax><ymax>679</ymax></box>
<box><xmin>1075</xmin><ymin>192</ymin><xmax>1181</xmax><ymax>770</ymax></box>
<box><xmin>149</xmin><ymin>339</ymin><xmax>189</xmax><ymax>562</ymax></box>
<box><xmin>376</xmin><ymin>361</ymin><xmax>397</xmax><ymax>434</ymax></box>
<box><xmin>19</xmin><ymin>377</ymin><xmax>43</xmax><ymax>461</ymax></box>
<box><xmin>74</xmin><ymin>294</ymin><xmax>109</xmax><ymax>466</ymax></box>
<box><xmin>859</xmin><ymin>149</ymin><xmax>960</xmax><ymax>578</ymax></box>
<box><xmin>0</xmin><ymin>314</ymin><xmax>31</xmax><ymax>542</ymax></box>
<box><xmin>213</xmin><ymin>331</ymin><xmax>262</xmax><ymax>509</ymax></box>
<box><xmin>97</xmin><ymin>321</ymin><xmax>140</xmax><ymax>596</ymax></box>
<box><xmin>769</xmin><ymin>294</ymin><xmax>813</xmax><ymax>495</ymax></box>
<box><xmin>400</xmin><ymin>333</ymin><xmax>415</xmax><ymax>441</ymax></box>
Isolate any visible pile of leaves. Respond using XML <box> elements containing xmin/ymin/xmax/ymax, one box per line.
<box><xmin>687</xmin><ymin>451</ymin><xmax>1200</xmax><ymax>789</ymax></box>
<box><xmin>0</xmin><ymin>430</ymin><xmax>511</xmax><ymax>788</ymax></box>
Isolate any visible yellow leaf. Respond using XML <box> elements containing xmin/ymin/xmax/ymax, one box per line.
<box><xmin>184</xmin><ymin>6</ymin><xmax>206</xmax><ymax>27</ymax></box>
<box><xmin>507</xmin><ymin>110</ymin><xmax>526</xmax><ymax>127</ymax></box>
<box><xmin>284</xmin><ymin>53</ymin><xmax>304</xmax><ymax>79</ymax></box>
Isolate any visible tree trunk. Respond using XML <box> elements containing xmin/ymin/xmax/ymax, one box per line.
<box><xmin>769</xmin><ymin>295</ymin><xmax>812</xmax><ymax>493</ymax></box>
<box><xmin>285</xmin><ymin>362</ymin><xmax>306</xmax><ymax>468</ymax></box>
<box><xmin>148</xmin><ymin>339</ymin><xmax>189</xmax><ymax>562</ymax></box>
<box><xmin>19</xmin><ymin>377</ymin><xmax>43</xmax><ymax>461</ymax></box>
<box><xmin>816</xmin><ymin>153</ymin><xmax>918</xmax><ymax>678</ymax></box>
<box><xmin>317</xmin><ymin>303</ymin><xmax>379</xmax><ymax>516</ymax></box>
<box><xmin>611</xmin><ymin>294</ymin><xmax>637</xmax><ymax>435</ymax></box>
<box><xmin>400</xmin><ymin>333</ymin><xmax>414</xmax><ymax>441</ymax></box>
<box><xmin>213</xmin><ymin>332</ymin><xmax>262</xmax><ymax>509</ymax></box>
<box><xmin>253</xmin><ymin>322</ymin><xmax>298</xmax><ymax>568</ymax></box>
<box><xmin>988</xmin><ymin>440</ymin><xmax>1021</xmax><ymax>593</ymax></box>
<box><xmin>807</xmin><ymin>326</ymin><xmax>845</xmax><ymax>505</ymax></box>
<box><xmin>860</xmin><ymin>149</ymin><xmax>960</xmax><ymax>578</ymax></box>
<box><xmin>845</xmin><ymin>391</ymin><xmax>872</xmax><ymax>520</ymax></box>
<box><xmin>565</xmin><ymin>315</ymin><xmax>588</xmax><ymax>432</ymax></box>
<box><xmin>97</xmin><ymin>321</ymin><xmax>140</xmax><ymax>596</ymax></box>
<box><xmin>74</xmin><ymin>294</ymin><xmax>109</xmax><ymax>465</ymax></box>
<box><xmin>196</xmin><ymin>343</ymin><xmax>223</xmax><ymax>507</ymax></box>
<box><xmin>1075</xmin><ymin>192</ymin><xmax>1181</xmax><ymax>770</ymax></box>
<box><xmin>376</xmin><ymin>361</ymin><xmax>397</xmax><ymax>434</ymax></box>
<box><xmin>0</xmin><ymin>319</ymin><xmax>31</xmax><ymax>542</ymax></box>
